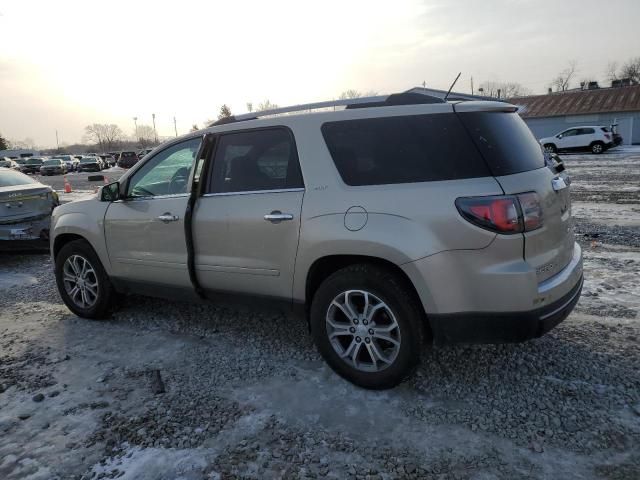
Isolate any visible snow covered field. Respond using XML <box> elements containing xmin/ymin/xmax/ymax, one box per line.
<box><xmin>0</xmin><ymin>149</ymin><xmax>638</xmax><ymax>479</ymax></box>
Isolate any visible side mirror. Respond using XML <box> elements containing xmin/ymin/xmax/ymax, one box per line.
<box><xmin>557</xmin><ymin>134</ymin><xmax>563</xmax><ymax>139</ymax></box>
<box><xmin>101</xmin><ymin>181</ymin><xmax>120</xmax><ymax>202</ymax></box>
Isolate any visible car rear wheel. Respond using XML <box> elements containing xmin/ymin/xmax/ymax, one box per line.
<box><xmin>310</xmin><ymin>264</ymin><xmax>425</xmax><ymax>389</ymax></box>
<box><xmin>55</xmin><ymin>239</ymin><xmax>115</xmax><ymax>319</ymax></box>
<box><xmin>543</xmin><ymin>144</ymin><xmax>557</xmax><ymax>154</ymax></box>
<box><xmin>591</xmin><ymin>142</ymin><xmax>604</xmax><ymax>154</ymax></box>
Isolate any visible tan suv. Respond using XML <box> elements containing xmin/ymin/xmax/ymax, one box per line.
<box><xmin>51</xmin><ymin>92</ymin><xmax>583</xmax><ymax>389</ymax></box>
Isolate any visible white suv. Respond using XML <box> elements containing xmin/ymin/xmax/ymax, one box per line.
<box><xmin>540</xmin><ymin>126</ymin><xmax>614</xmax><ymax>154</ymax></box>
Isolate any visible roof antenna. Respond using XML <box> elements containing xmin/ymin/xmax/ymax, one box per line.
<box><xmin>444</xmin><ymin>72</ymin><xmax>462</xmax><ymax>101</ymax></box>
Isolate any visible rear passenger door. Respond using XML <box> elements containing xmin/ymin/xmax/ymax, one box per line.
<box><xmin>192</xmin><ymin>127</ymin><xmax>304</xmax><ymax>300</ymax></box>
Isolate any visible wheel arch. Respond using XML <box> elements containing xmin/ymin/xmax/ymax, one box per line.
<box><xmin>53</xmin><ymin>233</ymin><xmax>86</xmax><ymax>259</ymax></box>
<box><xmin>304</xmin><ymin>254</ymin><xmax>432</xmax><ymax>340</ymax></box>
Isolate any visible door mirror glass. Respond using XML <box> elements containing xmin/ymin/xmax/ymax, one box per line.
<box><xmin>557</xmin><ymin>134</ymin><xmax>563</xmax><ymax>139</ymax></box>
<box><xmin>101</xmin><ymin>181</ymin><xmax>120</xmax><ymax>202</ymax></box>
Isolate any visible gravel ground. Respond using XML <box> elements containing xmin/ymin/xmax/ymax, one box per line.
<box><xmin>0</xmin><ymin>149</ymin><xmax>639</xmax><ymax>479</ymax></box>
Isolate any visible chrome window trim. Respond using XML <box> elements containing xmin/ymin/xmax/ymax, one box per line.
<box><xmin>202</xmin><ymin>187</ymin><xmax>304</xmax><ymax>198</ymax></box>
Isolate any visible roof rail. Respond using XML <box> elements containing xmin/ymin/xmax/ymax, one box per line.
<box><xmin>208</xmin><ymin>91</ymin><xmax>446</xmax><ymax>127</ymax></box>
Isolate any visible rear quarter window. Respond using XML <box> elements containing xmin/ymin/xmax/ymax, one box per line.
<box><xmin>457</xmin><ymin>111</ymin><xmax>544</xmax><ymax>176</ymax></box>
<box><xmin>321</xmin><ymin>113</ymin><xmax>489</xmax><ymax>186</ymax></box>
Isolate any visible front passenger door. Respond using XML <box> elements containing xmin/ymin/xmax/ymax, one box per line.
<box><xmin>104</xmin><ymin>137</ymin><xmax>202</xmax><ymax>287</ymax></box>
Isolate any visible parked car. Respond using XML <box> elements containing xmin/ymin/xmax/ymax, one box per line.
<box><xmin>1</xmin><ymin>168</ymin><xmax>59</xmax><ymax>248</ymax></box>
<box><xmin>77</xmin><ymin>156</ymin><xmax>104</xmax><ymax>172</ymax></box>
<box><xmin>117</xmin><ymin>151</ymin><xmax>139</xmax><ymax>169</ymax></box>
<box><xmin>0</xmin><ymin>158</ymin><xmax>20</xmax><ymax>170</ymax></box>
<box><xmin>99</xmin><ymin>154</ymin><xmax>116</xmax><ymax>167</ymax></box>
<box><xmin>20</xmin><ymin>157</ymin><xmax>45</xmax><ymax>174</ymax></box>
<box><xmin>138</xmin><ymin>148</ymin><xmax>154</xmax><ymax>160</ymax></box>
<box><xmin>50</xmin><ymin>93</ymin><xmax>583</xmax><ymax>389</ymax></box>
<box><xmin>51</xmin><ymin>155</ymin><xmax>79</xmax><ymax>172</ymax></box>
<box><xmin>40</xmin><ymin>158</ymin><xmax>68</xmax><ymax>176</ymax></box>
<box><xmin>540</xmin><ymin>126</ymin><xmax>614</xmax><ymax>154</ymax></box>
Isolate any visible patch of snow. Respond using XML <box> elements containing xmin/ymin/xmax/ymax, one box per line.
<box><xmin>572</xmin><ymin>201</ymin><xmax>640</xmax><ymax>227</ymax></box>
<box><xmin>0</xmin><ymin>272</ymin><xmax>38</xmax><ymax>290</ymax></box>
<box><xmin>90</xmin><ymin>446</ymin><xmax>208</xmax><ymax>480</ymax></box>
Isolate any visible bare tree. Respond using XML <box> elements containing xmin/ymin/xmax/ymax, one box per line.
<box><xmin>246</xmin><ymin>102</ymin><xmax>253</xmax><ymax>113</ymax></box>
<box><xmin>257</xmin><ymin>100</ymin><xmax>278</xmax><ymax>111</ymax></box>
<box><xmin>9</xmin><ymin>137</ymin><xmax>37</xmax><ymax>150</ymax></box>
<box><xmin>218</xmin><ymin>104</ymin><xmax>232</xmax><ymax>120</ymax></box>
<box><xmin>620</xmin><ymin>57</ymin><xmax>640</xmax><ymax>83</ymax></box>
<box><xmin>135</xmin><ymin>125</ymin><xmax>156</xmax><ymax>148</ymax></box>
<box><xmin>84</xmin><ymin>124</ymin><xmax>123</xmax><ymax>152</ymax></box>
<box><xmin>190</xmin><ymin>124</ymin><xmax>200</xmax><ymax>132</ymax></box>
<box><xmin>478</xmin><ymin>81</ymin><xmax>530</xmax><ymax>99</ymax></box>
<box><xmin>338</xmin><ymin>89</ymin><xmax>362</xmax><ymax>100</ymax></box>
<box><xmin>552</xmin><ymin>61</ymin><xmax>577</xmax><ymax>92</ymax></box>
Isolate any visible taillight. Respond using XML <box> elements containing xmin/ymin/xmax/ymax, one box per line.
<box><xmin>455</xmin><ymin>193</ymin><xmax>543</xmax><ymax>234</ymax></box>
<box><xmin>604</xmin><ymin>133</ymin><xmax>611</xmax><ymax>140</ymax></box>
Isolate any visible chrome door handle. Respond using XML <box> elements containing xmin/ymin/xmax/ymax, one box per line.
<box><xmin>157</xmin><ymin>213</ymin><xmax>179</xmax><ymax>223</ymax></box>
<box><xmin>264</xmin><ymin>211</ymin><xmax>294</xmax><ymax>223</ymax></box>
<box><xmin>551</xmin><ymin>177</ymin><xmax>568</xmax><ymax>191</ymax></box>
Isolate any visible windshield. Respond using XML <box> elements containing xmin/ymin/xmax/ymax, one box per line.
<box><xmin>44</xmin><ymin>159</ymin><xmax>61</xmax><ymax>166</ymax></box>
<box><xmin>81</xmin><ymin>157</ymin><xmax>98</xmax><ymax>163</ymax></box>
<box><xmin>26</xmin><ymin>158</ymin><xmax>43</xmax><ymax>165</ymax></box>
<box><xmin>0</xmin><ymin>170</ymin><xmax>38</xmax><ymax>187</ymax></box>
<box><xmin>0</xmin><ymin>160</ymin><xmax>12</xmax><ymax>167</ymax></box>
<box><xmin>121</xmin><ymin>152</ymin><xmax>136</xmax><ymax>158</ymax></box>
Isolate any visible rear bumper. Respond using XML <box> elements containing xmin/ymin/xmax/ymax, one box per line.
<box><xmin>429</xmin><ymin>274</ymin><xmax>582</xmax><ymax>344</ymax></box>
<box><xmin>402</xmin><ymin>239</ymin><xmax>583</xmax><ymax>344</ymax></box>
<box><xmin>0</xmin><ymin>215</ymin><xmax>51</xmax><ymax>249</ymax></box>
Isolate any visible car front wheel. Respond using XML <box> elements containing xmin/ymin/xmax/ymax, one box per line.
<box><xmin>55</xmin><ymin>239</ymin><xmax>115</xmax><ymax>319</ymax></box>
<box><xmin>543</xmin><ymin>144</ymin><xmax>557</xmax><ymax>154</ymax></box>
<box><xmin>310</xmin><ymin>264</ymin><xmax>426</xmax><ymax>389</ymax></box>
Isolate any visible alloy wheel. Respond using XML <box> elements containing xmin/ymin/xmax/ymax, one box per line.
<box><xmin>62</xmin><ymin>254</ymin><xmax>99</xmax><ymax>309</ymax></box>
<box><xmin>325</xmin><ymin>290</ymin><xmax>401</xmax><ymax>372</ymax></box>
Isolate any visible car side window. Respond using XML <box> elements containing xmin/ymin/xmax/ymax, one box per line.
<box><xmin>562</xmin><ymin>129</ymin><xmax>577</xmax><ymax>137</ymax></box>
<box><xmin>208</xmin><ymin>128</ymin><xmax>303</xmax><ymax>194</ymax></box>
<box><xmin>127</xmin><ymin>137</ymin><xmax>201</xmax><ymax>198</ymax></box>
<box><xmin>580</xmin><ymin>128</ymin><xmax>595</xmax><ymax>135</ymax></box>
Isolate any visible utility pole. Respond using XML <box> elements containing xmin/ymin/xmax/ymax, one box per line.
<box><xmin>470</xmin><ymin>76</ymin><xmax>474</xmax><ymax>95</ymax></box>
<box><xmin>133</xmin><ymin>117</ymin><xmax>138</xmax><ymax>143</ymax></box>
<box><xmin>173</xmin><ymin>116</ymin><xmax>178</xmax><ymax>137</ymax></box>
<box><xmin>55</xmin><ymin>130</ymin><xmax>59</xmax><ymax>152</ymax></box>
<box><xmin>422</xmin><ymin>80</ymin><xmax>427</xmax><ymax>89</ymax></box>
<box><xmin>152</xmin><ymin>113</ymin><xmax>158</xmax><ymax>144</ymax></box>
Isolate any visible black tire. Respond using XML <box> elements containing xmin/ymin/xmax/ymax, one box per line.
<box><xmin>543</xmin><ymin>143</ymin><xmax>557</xmax><ymax>154</ymax></box>
<box><xmin>310</xmin><ymin>264</ymin><xmax>426</xmax><ymax>389</ymax></box>
<box><xmin>591</xmin><ymin>141</ymin><xmax>604</xmax><ymax>154</ymax></box>
<box><xmin>55</xmin><ymin>239</ymin><xmax>116</xmax><ymax>319</ymax></box>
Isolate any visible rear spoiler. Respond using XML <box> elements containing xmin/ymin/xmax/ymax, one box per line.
<box><xmin>452</xmin><ymin>101</ymin><xmax>518</xmax><ymax>113</ymax></box>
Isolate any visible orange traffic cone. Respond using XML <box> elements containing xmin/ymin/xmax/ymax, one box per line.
<box><xmin>63</xmin><ymin>175</ymin><xmax>72</xmax><ymax>193</ymax></box>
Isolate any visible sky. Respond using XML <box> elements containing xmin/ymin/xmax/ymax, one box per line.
<box><xmin>1</xmin><ymin>0</ymin><xmax>639</xmax><ymax>148</ymax></box>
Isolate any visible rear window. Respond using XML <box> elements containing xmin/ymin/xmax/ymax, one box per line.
<box><xmin>0</xmin><ymin>170</ymin><xmax>38</xmax><ymax>187</ymax></box>
<box><xmin>321</xmin><ymin>113</ymin><xmax>489</xmax><ymax>186</ymax></box>
<box><xmin>26</xmin><ymin>158</ymin><xmax>43</xmax><ymax>164</ymax></box>
<box><xmin>601</xmin><ymin>127</ymin><xmax>610</xmax><ymax>132</ymax></box>
<box><xmin>457</xmin><ymin>112</ymin><xmax>544</xmax><ymax>176</ymax></box>
<box><xmin>121</xmin><ymin>152</ymin><xmax>137</xmax><ymax>158</ymax></box>
<box><xmin>43</xmin><ymin>159</ymin><xmax>61</xmax><ymax>165</ymax></box>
